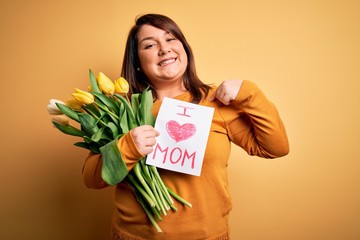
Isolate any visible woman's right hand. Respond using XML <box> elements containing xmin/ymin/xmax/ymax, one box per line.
<box><xmin>130</xmin><ymin>125</ymin><xmax>160</xmax><ymax>156</ymax></box>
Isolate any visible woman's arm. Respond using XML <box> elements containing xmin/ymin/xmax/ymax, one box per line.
<box><xmin>82</xmin><ymin>125</ymin><xmax>159</xmax><ymax>188</ymax></box>
<box><xmin>216</xmin><ymin>80</ymin><xmax>289</xmax><ymax>158</ymax></box>
<box><xmin>82</xmin><ymin>152</ymin><xmax>109</xmax><ymax>189</ymax></box>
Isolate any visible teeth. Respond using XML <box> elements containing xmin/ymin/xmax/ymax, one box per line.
<box><xmin>159</xmin><ymin>58</ymin><xmax>175</xmax><ymax>66</ymax></box>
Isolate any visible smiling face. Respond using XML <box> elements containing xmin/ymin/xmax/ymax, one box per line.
<box><xmin>137</xmin><ymin>24</ymin><xmax>188</xmax><ymax>90</ymax></box>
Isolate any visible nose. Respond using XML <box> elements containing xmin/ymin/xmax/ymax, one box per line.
<box><xmin>158</xmin><ymin>44</ymin><xmax>170</xmax><ymax>56</ymax></box>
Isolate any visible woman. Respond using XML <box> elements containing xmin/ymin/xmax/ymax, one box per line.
<box><xmin>83</xmin><ymin>13</ymin><xmax>289</xmax><ymax>240</ymax></box>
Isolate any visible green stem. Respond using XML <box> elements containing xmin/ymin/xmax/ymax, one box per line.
<box><xmin>170</xmin><ymin>204</ymin><xmax>177</xmax><ymax>212</ymax></box>
<box><xmin>150</xmin><ymin>166</ymin><xmax>173</xmax><ymax>204</ymax></box>
<box><xmin>166</xmin><ymin>186</ymin><xmax>192</xmax><ymax>208</ymax></box>
<box><xmin>150</xmin><ymin>203</ymin><xmax>163</xmax><ymax>221</ymax></box>
<box><xmin>91</xmin><ymin>101</ymin><xmax>120</xmax><ymax>127</ymax></box>
<box><xmin>133</xmin><ymin>188</ymin><xmax>162</xmax><ymax>232</ymax></box>
<box><xmin>144</xmin><ymin>171</ymin><xmax>163</xmax><ymax>213</ymax></box>
<box><xmin>153</xmin><ymin>176</ymin><xmax>169</xmax><ymax>213</ymax></box>
<box><xmin>83</xmin><ymin>107</ymin><xmax>107</xmax><ymax>126</ymax></box>
<box><xmin>125</xmin><ymin>94</ymin><xmax>131</xmax><ymax>104</ymax></box>
<box><xmin>96</xmin><ymin>103</ymin><xmax>120</xmax><ymax>121</ymax></box>
<box><xmin>126</xmin><ymin>174</ymin><xmax>155</xmax><ymax>208</ymax></box>
<box><xmin>133</xmin><ymin>164</ymin><xmax>158</xmax><ymax>208</ymax></box>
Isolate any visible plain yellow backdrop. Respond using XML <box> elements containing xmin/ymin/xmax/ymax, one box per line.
<box><xmin>1</xmin><ymin>0</ymin><xmax>359</xmax><ymax>239</ymax></box>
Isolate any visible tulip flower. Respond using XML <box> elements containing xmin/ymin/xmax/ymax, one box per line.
<box><xmin>47</xmin><ymin>99</ymin><xmax>65</xmax><ymax>115</ymax></box>
<box><xmin>66</xmin><ymin>98</ymin><xmax>83</xmax><ymax>112</ymax></box>
<box><xmin>97</xmin><ymin>72</ymin><xmax>115</xmax><ymax>95</ymax></box>
<box><xmin>51</xmin><ymin>115</ymin><xmax>70</xmax><ymax>126</ymax></box>
<box><xmin>114</xmin><ymin>77</ymin><xmax>129</xmax><ymax>94</ymax></box>
<box><xmin>72</xmin><ymin>88</ymin><xmax>94</xmax><ymax>105</ymax></box>
<box><xmin>48</xmin><ymin>69</ymin><xmax>192</xmax><ymax>233</ymax></box>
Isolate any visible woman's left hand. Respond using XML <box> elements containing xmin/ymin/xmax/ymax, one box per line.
<box><xmin>208</xmin><ymin>79</ymin><xmax>243</xmax><ymax>105</ymax></box>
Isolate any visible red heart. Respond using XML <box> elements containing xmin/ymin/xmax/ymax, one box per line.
<box><xmin>166</xmin><ymin>120</ymin><xmax>196</xmax><ymax>143</ymax></box>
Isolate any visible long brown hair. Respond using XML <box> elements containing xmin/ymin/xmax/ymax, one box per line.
<box><xmin>121</xmin><ymin>13</ymin><xmax>210</xmax><ymax>103</ymax></box>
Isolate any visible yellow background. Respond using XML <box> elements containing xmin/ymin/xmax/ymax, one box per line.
<box><xmin>1</xmin><ymin>0</ymin><xmax>359</xmax><ymax>239</ymax></box>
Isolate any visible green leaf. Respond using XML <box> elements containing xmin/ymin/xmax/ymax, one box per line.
<box><xmin>91</xmin><ymin>99</ymin><xmax>119</xmax><ymax>126</ymax></box>
<box><xmin>88</xmin><ymin>144</ymin><xmax>101</xmax><ymax>153</ymax></box>
<box><xmin>83</xmin><ymin>136</ymin><xmax>92</xmax><ymax>143</ymax></box>
<box><xmin>74</xmin><ymin>142</ymin><xmax>91</xmax><ymax>150</ymax></box>
<box><xmin>119</xmin><ymin>106</ymin><xmax>129</xmax><ymax>133</ymax></box>
<box><xmin>55</xmin><ymin>103</ymin><xmax>80</xmax><ymax>122</ymax></box>
<box><xmin>76</xmin><ymin>140</ymin><xmax>101</xmax><ymax>153</ymax></box>
<box><xmin>131</xmin><ymin>93</ymin><xmax>140</xmax><ymax>116</ymax></box>
<box><xmin>136</xmin><ymin>110</ymin><xmax>142</xmax><ymax>126</ymax></box>
<box><xmin>78</xmin><ymin>113</ymin><xmax>99</xmax><ymax>135</ymax></box>
<box><xmin>107</xmin><ymin>113</ymin><xmax>119</xmax><ymax>127</ymax></box>
<box><xmin>139</xmin><ymin>88</ymin><xmax>155</xmax><ymax>126</ymax></box>
<box><xmin>86</xmin><ymin>103</ymin><xmax>101</xmax><ymax>117</ymax></box>
<box><xmin>91</xmin><ymin>125</ymin><xmax>106</xmax><ymax>142</ymax></box>
<box><xmin>52</xmin><ymin>121</ymin><xmax>86</xmax><ymax>137</ymax></box>
<box><xmin>106</xmin><ymin>121</ymin><xmax>120</xmax><ymax>138</ymax></box>
<box><xmin>100</xmin><ymin>136</ymin><xmax>128</xmax><ymax>185</ymax></box>
<box><xmin>118</xmin><ymin>101</ymin><xmax>125</xmax><ymax>121</ymax></box>
<box><xmin>115</xmin><ymin>93</ymin><xmax>137</xmax><ymax>129</ymax></box>
<box><xmin>89</xmin><ymin>69</ymin><xmax>101</xmax><ymax>94</ymax></box>
<box><xmin>93</xmin><ymin>97</ymin><xmax>109</xmax><ymax>112</ymax></box>
<box><xmin>93</xmin><ymin>92</ymin><xmax>119</xmax><ymax>115</ymax></box>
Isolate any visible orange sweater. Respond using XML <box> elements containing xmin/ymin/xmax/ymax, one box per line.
<box><xmin>82</xmin><ymin>80</ymin><xmax>289</xmax><ymax>240</ymax></box>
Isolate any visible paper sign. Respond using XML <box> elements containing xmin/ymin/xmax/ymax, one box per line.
<box><xmin>146</xmin><ymin>97</ymin><xmax>214</xmax><ymax>176</ymax></box>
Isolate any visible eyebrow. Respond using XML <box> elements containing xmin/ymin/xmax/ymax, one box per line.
<box><xmin>138</xmin><ymin>31</ymin><xmax>171</xmax><ymax>45</ymax></box>
<box><xmin>138</xmin><ymin>36</ymin><xmax>155</xmax><ymax>45</ymax></box>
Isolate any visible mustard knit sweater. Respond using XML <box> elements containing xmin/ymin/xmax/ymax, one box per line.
<box><xmin>82</xmin><ymin>80</ymin><xmax>289</xmax><ymax>240</ymax></box>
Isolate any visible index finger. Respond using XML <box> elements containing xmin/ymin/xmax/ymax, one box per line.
<box><xmin>208</xmin><ymin>86</ymin><xmax>222</xmax><ymax>102</ymax></box>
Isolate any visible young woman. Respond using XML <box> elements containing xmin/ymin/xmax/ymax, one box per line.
<box><xmin>82</xmin><ymin>13</ymin><xmax>289</xmax><ymax>240</ymax></box>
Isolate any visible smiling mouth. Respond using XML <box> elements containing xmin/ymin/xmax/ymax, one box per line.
<box><xmin>159</xmin><ymin>58</ymin><xmax>176</xmax><ymax>66</ymax></box>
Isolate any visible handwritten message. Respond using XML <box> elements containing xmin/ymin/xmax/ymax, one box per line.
<box><xmin>146</xmin><ymin>97</ymin><xmax>214</xmax><ymax>176</ymax></box>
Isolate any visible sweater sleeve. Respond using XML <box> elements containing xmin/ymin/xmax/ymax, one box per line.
<box><xmin>82</xmin><ymin>131</ymin><xmax>144</xmax><ymax>189</ymax></box>
<box><xmin>221</xmin><ymin>80</ymin><xmax>289</xmax><ymax>158</ymax></box>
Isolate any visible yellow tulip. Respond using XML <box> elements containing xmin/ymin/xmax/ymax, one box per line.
<box><xmin>66</xmin><ymin>98</ymin><xmax>83</xmax><ymax>111</ymax></box>
<box><xmin>72</xmin><ymin>88</ymin><xmax>94</xmax><ymax>105</ymax></box>
<box><xmin>97</xmin><ymin>72</ymin><xmax>115</xmax><ymax>95</ymax></box>
<box><xmin>47</xmin><ymin>99</ymin><xmax>65</xmax><ymax>115</ymax></box>
<box><xmin>52</xmin><ymin>115</ymin><xmax>70</xmax><ymax>126</ymax></box>
<box><xmin>114</xmin><ymin>77</ymin><xmax>129</xmax><ymax>94</ymax></box>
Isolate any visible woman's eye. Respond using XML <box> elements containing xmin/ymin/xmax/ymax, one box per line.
<box><xmin>145</xmin><ymin>44</ymin><xmax>155</xmax><ymax>49</ymax></box>
<box><xmin>167</xmin><ymin>37</ymin><xmax>176</xmax><ymax>42</ymax></box>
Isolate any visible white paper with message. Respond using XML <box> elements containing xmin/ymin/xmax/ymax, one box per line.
<box><xmin>146</xmin><ymin>97</ymin><xmax>214</xmax><ymax>176</ymax></box>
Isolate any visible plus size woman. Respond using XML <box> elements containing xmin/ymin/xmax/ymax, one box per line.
<box><xmin>82</xmin><ymin>13</ymin><xmax>289</xmax><ymax>240</ymax></box>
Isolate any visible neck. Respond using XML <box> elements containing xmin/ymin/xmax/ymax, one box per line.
<box><xmin>154</xmin><ymin>82</ymin><xmax>187</xmax><ymax>101</ymax></box>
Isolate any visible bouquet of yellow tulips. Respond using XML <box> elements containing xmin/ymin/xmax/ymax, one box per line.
<box><xmin>47</xmin><ymin>69</ymin><xmax>191</xmax><ymax>232</ymax></box>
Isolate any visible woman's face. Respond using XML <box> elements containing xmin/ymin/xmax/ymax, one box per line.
<box><xmin>137</xmin><ymin>24</ymin><xmax>188</xmax><ymax>89</ymax></box>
